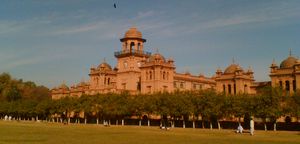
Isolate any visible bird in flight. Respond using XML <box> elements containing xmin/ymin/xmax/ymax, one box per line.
<box><xmin>114</xmin><ymin>3</ymin><xmax>116</xmax><ymax>8</ymax></box>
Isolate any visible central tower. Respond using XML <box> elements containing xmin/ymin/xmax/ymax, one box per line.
<box><xmin>114</xmin><ymin>27</ymin><xmax>151</xmax><ymax>92</ymax></box>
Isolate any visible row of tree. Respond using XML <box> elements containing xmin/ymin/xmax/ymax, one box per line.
<box><xmin>1</xmin><ymin>86</ymin><xmax>300</xmax><ymax>130</ymax></box>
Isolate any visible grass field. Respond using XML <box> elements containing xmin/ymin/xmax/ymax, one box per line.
<box><xmin>0</xmin><ymin>121</ymin><xmax>300</xmax><ymax>144</ymax></box>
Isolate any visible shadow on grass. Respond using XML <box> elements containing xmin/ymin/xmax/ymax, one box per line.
<box><xmin>1</xmin><ymin>139</ymin><xmax>46</xmax><ymax>143</ymax></box>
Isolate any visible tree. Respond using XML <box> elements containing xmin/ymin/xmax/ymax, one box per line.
<box><xmin>255</xmin><ymin>86</ymin><xmax>282</xmax><ymax>131</ymax></box>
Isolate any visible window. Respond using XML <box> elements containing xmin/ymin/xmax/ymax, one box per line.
<box><xmin>193</xmin><ymin>84</ymin><xmax>197</xmax><ymax>90</ymax></box>
<box><xmin>279</xmin><ymin>81</ymin><xmax>283</xmax><ymax>89</ymax></box>
<box><xmin>122</xmin><ymin>83</ymin><xmax>126</xmax><ymax>90</ymax></box>
<box><xmin>166</xmin><ymin>72</ymin><xmax>169</xmax><ymax>80</ymax></box>
<box><xmin>130</xmin><ymin>42</ymin><xmax>135</xmax><ymax>52</ymax></box>
<box><xmin>137</xmin><ymin>62</ymin><xmax>141</xmax><ymax>67</ymax></box>
<box><xmin>146</xmin><ymin>72</ymin><xmax>148</xmax><ymax>80</ymax></box>
<box><xmin>223</xmin><ymin>84</ymin><xmax>226</xmax><ymax>93</ymax></box>
<box><xmin>124</xmin><ymin>61</ymin><xmax>128</xmax><ymax>68</ymax></box>
<box><xmin>244</xmin><ymin>85</ymin><xmax>248</xmax><ymax>93</ymax></box>
<box><xmin>286</xmin><ymin>81</ymin><xmax>290</xmax><ymax>91</ymax></box>
<box><xmin>293</xmin><ymin>80</ymin><xmax>296</xmax><ymax>92</ymax></box>
<box><xmin>137</xmin><ymin>43</ymin><xmax>141</xmax><ymax>51</ymax></box>
<box><xmin>228</xmin><ymin>84</ymin><xmax>231</xmax><ymax>94</ymax></box>
<box><xmin>163</xmin><ymin>86</ymin><xmax>168</xmax><ymax>92</ymax></box>
<box><xmin>180</xmin><ymin>82</ymin><xmax>184</xmax><ymax>89</ymax></box>
<box><xmin>147</xmin><ymin>86</ymin><xmax>152</xmax><ymax>93</ymax></box>
<box><xmin>174</xmin><ymin>82</ymin><xmax>177</xmax><ymax>88</ymax></box>
<box><xmin>149</xmin><ymin>71</ymin><xmax>152</xmax><ymax>80</ymax></box>
<box><xmin>234</xmin><ymin>84</ymin><xmax>236</xmax><ymax>94</ymax></box>
<box><xmin>163</xmin><ymin>71</ymin><xmax>166</xmax><ymax>80</ymax></box>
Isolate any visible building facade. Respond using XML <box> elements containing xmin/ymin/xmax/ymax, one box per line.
<box><xmin>269</xmin><ymin>53</ymin><xmax>300</xmax><ymax>95</ymax></box>
<box><xmin>215</xmin><ymin>63</ymin><xmax>256</xmax><ymax>95</ymax></box>
<box><xmin>52</xmin><ymin>27</ymin><xmax>217</xmax><ymax>99</ymax></box>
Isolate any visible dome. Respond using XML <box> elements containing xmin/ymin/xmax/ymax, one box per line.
<box><xmin>124</xmin><ymin>27</ymin><xmax>142</xmax><ymax>39</ymax></box>
<box><xmin>59</xmin><ymin>84</ymin><xmax>69</xmax><ymax>90</ymax></box>
<box><xmin>280</xmin><ymin>56</ymin><xmax>297</xmax><ymax>68</ymax></box>
<box><xmin>224</xmin><ymin>64</ymin><xmax>243</xmax><ymax>74</ymax></box>
<box><xmin>149</xmin><ymin>53</ymin><xmax>165</xmax><ymax>62</ymax></box>
<box><xmin>77</xmin><ymin>81</ymin><xmax>87</xmax><ymax>87</ymax></box>
<box><xmin>97</xmin><ymin>62</ymin><xmax>112</xmax><ymax>71</ymax></box>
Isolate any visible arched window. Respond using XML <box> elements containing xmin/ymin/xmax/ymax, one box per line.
<box><xmin>244</xmin><ymin>85</ymin><xmax>248</xmax><ymax>93</ymax></box>
<box><xmin>286</xmin><ymin>80</ymin><xmax>290</xmax><ymax>91</ymax></box>
<box><xmin>166</xmin><ymin>72</ymin><xmax>169</xmax><ymax>80</ymax></box>
<box><xmin>149</xmin><ymin>71</ymin><xmax>152</xmax><ymax>80</ymax></box>
<box><xmin>223</xmin><ymin>84</ymin><xmax>226</xmax><ymax>93</ymax></box>
<box><xmin>163</xmin><ymin>71</ymin><xmax>166</xmax><ymax>80</ymax></box>
<box><xmin>108</xmin><ymin>78</ymin><xmax>110</xmax><ymax>85</ymax></box>
<box><xmin>228</xmin><ymin>84</ymin><xmax>232</xmax><ymax>94</ymax></box>
<box><xmin>137</xmin><ymin>43</ymin><xmax>141</xmax><ymax>51</ymax></box>
<box><xmin>234</xmin><ymin>84</ymin><xmax>236</xmax><ymax>94</ymax></box>
<box><xmin>130</xmin><ymin>42</ymin><xmax>135</xmax><ymax>52</ymax></box>
<box><xmin>293</xmin><ymin>80</ymin><xmax>296</xmax><ymax>92</ymax></box>
<box><xmin>146</xmin><ymin>72</ymin><xmax>148</xmax><ymax>80</ymax></box>
<box><xmin>279</xmin><ymin>81</ymin><xmax>283</xmax><ymax>89</ymax></box>
<box><xmin>104</xmin><ymin>77</ymin><xmax>106</xmax><ymax>85</ymax></box>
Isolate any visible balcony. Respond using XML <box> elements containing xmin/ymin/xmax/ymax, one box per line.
<box><xmin>114</xmin><ymin>49</ymin><xmax>151</xmax><ymax>58</ymax></box>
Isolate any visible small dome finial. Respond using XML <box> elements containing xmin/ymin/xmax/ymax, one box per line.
<box><xmin>289</xmin><ymin>48</ymin><xmax>292</xmax><ymax>56</ymax></box>
<box><xmin>232</xmin><ymin>57</ymin><xmax>235</xmax><ymax>64</ymax></box>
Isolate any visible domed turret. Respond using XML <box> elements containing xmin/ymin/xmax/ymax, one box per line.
<box><xmin>149</xmin><ymin>53</ymin><xmax>166</xmax><ymax>63</ymax></box>
<box><xmin>120</xmin><ymin>27</ymin><xmax>146</xmax><ymax>42</ymax></box>
<box><xmin>124</xmin><ymin>27</ymin><xmax>142</xmax><ymax>39</ymax></box>
<box><xmin>224</xmin><ymin>64</ymin><xmax>244</xmax><ymax>74</ymax></box>
<box><xmin>280</xmin><ymin>56</ymin><xmax>298</xmax><ymax>68</ymax></box>
<box><xmin>59</xmin><ymin>83</ymin><xmax>69</xmax><ymax>90</ymax></box>
<box><xmin>97</xmin><ymin>62</ymin><xmax>112</xmax><ymax>71</ymax></box>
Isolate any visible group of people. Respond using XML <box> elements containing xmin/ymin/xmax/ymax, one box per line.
<box><xmin>236</xmin><ymin>119</ymin><xmax>254</xmax><ymax>136</ymax></box>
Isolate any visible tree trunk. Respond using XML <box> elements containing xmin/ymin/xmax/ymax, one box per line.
<box><xmin>147</xmin><ymin>119</ymin><xmax>150</xmax><ymax>127</ymax></box>
<box><xmin>217</xmin><ymin>121</ymin><xmax>221</xmax><ymax>130</ymax></box>
<box><xmin>264</xmin><ymin>118</ymin><xmax>267</xmax><ymax>131</ymax></box>
<box><xmin>116</xmin><ymin>119</ymin><xmax>118</xmax><ymax>125</ymax></box>
<box><xmin>183</xmin><ymin>120</ymin><xmax>186</xmax><ymax>128</ymax></box>
<box><xmin>96</xmin><ymin>118</ymin><xmax>99</xmax><ymax>125</ymax></box>
<box><xmin>36</xmin><ymin>116</ymin><xmax>39</xmax><ymax>121</ymax></box>
<box><xmin>109</xmin><ymin>120</ymin><xmax>111</xmax><ymax>125</ymax></box>
<box><xmin>202</xmin><ymin>121</ymin><xmax>205</xmax><ymax>129</ymax></box>
<box><xmin>68</xmin><ymin>117</ymin><xmax>71</xmax><ymax>124</ymax></box>
<box><xmin>273</xmin><ymin>122</ymin><xmax>277</xmax><ymax>131</ymax></box>
<box><xmin>210</xmin><ymin>122</ymin><xmax>213</xmax><ymax>130</ymax></box>
<box><xmin>264</xmin><ymin>123</ymin><xmax>267</xmax><ymax>131</ymax></box>
<box><xmin>84</xmin><ymin>117</ymin><xmax>87</xmax><ymax>124</ymax></box>
<box><xmin>122</xmin><ymin>119</ymin><xmax>124</xmax><ymax>126</ymax></box>
<box><xmin>193</xmin><ymin>120</ymin><xmax>195</xmax><ymax>129</ymax></box>
<box><xmin>139</xmin><ymin>119</ymin><xmax>142</xmax><ymax>126</ymax></box>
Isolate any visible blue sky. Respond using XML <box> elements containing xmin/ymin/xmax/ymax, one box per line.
<box><xmin>0</xmin><ymin>0</ymin><xmax>300</xmax><ymax>88</ymax></box>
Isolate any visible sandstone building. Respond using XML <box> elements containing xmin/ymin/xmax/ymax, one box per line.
<box><xmin>52</xmin><ymin>27</ymin><xmax>298</xmax><ymax>99</ymax></box>
<box><xmin>52</xmin><ymin>27</ymin><xmax>217</xmax><ymax>99</ymax></box>
<box><xmin>270</xmin><ymin>52</ymin><xmax>300</xmax><ymax>95</ymax></box>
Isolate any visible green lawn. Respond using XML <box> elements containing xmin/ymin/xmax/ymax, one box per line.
<box><xmin>0</xmin><ymin>121</ymin><xmax>300</xmax><ymax>144</ymax></box>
